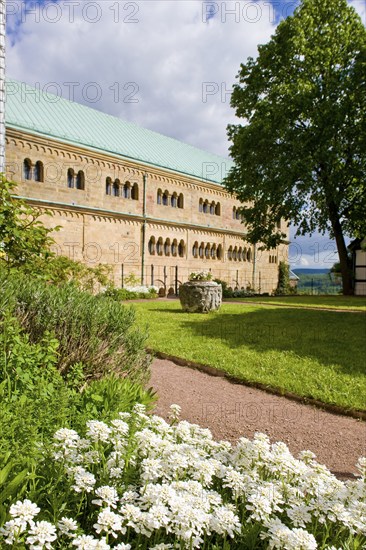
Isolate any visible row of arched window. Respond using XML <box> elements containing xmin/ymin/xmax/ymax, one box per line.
<box><xmin>199</xmin><ymin>199</ymin><xmax>221</xmax><ymax>216</ymax></box>
<box><xmin>192</xmin><ymin>242</ymin><xmax>223</xmax><ymax>260</ymax></box>
<box><xmin>157</xmin><ymin>189</ymin><xmax>184</xmax><ymax>208</ymax></box>
<box><xmin>269</xmin><ymin>255</ymin><xmax>278</xmax><ymax>264</ymax></box>
<box><xmin>148</xmin><ymin>237</ymin><xmax>185</xmax><ymax>257</ymax></box>
<box><xmin>23</xmin><ymin>158</ymin><xmax>44</xmax><ymax>182</ymax></box>
<box><xmin>228</xmin><ymin>246</ymin><xmax>252</xmax><ymax>262</ymax></box>
<box><xmin>106</xmin><ymin>178</ymin><xmax>138</xmax><ymax>200</ymax></box>
<box><xmin>67</xmin><ymin>169</ymin><xmax>85</xmax><ymax>190</ymax></box>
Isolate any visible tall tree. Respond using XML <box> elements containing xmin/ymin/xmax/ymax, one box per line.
<box><xmin>225</xmin><ymin>0</ymin><xmax>366</xmax><ymax>295</ymax></box>
<box><xmin>0</xmin><ymin>177</ymin><xmax>56</xmax><ymax>270</ymax></box>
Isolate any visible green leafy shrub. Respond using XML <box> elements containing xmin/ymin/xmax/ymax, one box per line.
<box><xmin>275</xmin><ymin>261</ymin><xmax>294</xmax><ymax>296</ymax></box>
<box><xmin>0</xmin><ymin>177</ymin><xmax>56</xmax><ymax>270</ymax></box>
<box><xmin>214</xmin><ymin>279</ymin><xmax>256</xmax><ymax>299</ymax></box>
<box><xmin>20</xmin><ymin>254</ymin><xmax>114</xmax><ymax>292</ymax></box>
<box><xmin>0</xmin><ymin>270</ymin><xmax>150</xmax><ymax>384</ymax></box>
<box><xmin>102</xmin><ymin>287</ymin><xmax>158</xmax><ymax>301</ymax></box>
<box><xmin>0</xmin><ymin>311</ymin><xmax>155</xmax><ymax>508</ymax></box>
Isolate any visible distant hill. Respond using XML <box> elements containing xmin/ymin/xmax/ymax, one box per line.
<box><xmin>291</xmin><ymin>268</ymin><xmax>341</xmax><ymax>294</ymax></box>
<box><xmin>292</xmin><ymin>268</ymin><xmax>330</xmax><ymax>275</ymax></box>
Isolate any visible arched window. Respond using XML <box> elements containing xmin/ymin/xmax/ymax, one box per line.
<box><xmin>228</xmin><ymin>246</ymin><xmax>233</xmax><ymax>261</ymax></box>
<box><xmin>216</xmin><ymin>244</ymin><xmax>223</xmax><ymax>260</ymax></box>
<box><xmin>199</xmin><ymin>199</ymin><xmax>203</xmax><ymax>212</ymax></box>
<box><xmin>199</xmin><ymin>242</ymin><xmax>204</xmax><ymax>259</ymax></box>
<box><xmin>67</xmin><ymin>168</ymin><xmax>75</xmax><ymax>188</ymax></box>
<box><xmin>171</xmin><ymin>239</ymin><xmax>178</xmax><ymax>257</ymax></box>
<box><xmin>157</xmin><ymin>237</ymin><xmax>163</xmax><ymax>256</ymax></box>
<box><xmin>236</xmin><ymin>209</ymin><xmax>241</xmax><ymax>220</ymax></box>
<box><xmin>157</xmin><ymin>189</ymin><xmax>162</xmax><ymax>204</ymax></box>
<box><xmin>164</xmin><ymin>238</ymin><xmax>171</xmax><ymax>256</ymax></box>
<box><xmin>211</xmin><ymin>245</ymin><xmax>216</xmax><ymax>260</ymax></box>
<box><xmin>242</xmin><ymin>248</ymin><xmax>247</xmax><ymax>262</ymax></box>
<box><xmin>148</xmin><ymin>237</ymin><xmax>156</xmax><ymax>255</ymax></box>
<box><xmin>238</xmin><ymin>247</ymin><xmax>243</xmax><ymax>262</ymax></box>
<box><xmin>131</xmin><ymin>183</ymin><xmax>139</xmax><ymax>200</ymax></box>
<box><xmin>233</xmin><ymin>246</ymin><xmax>238</xmax><ymax>261</ymax></box>
<box><xmin>205</xmin><ymin>244</ymin><xmax>210</xmax><ymax>259</ymax></box>
<box><xmin>76</xmin><ymin>171</ymin><xmax>85</xmax><ymax>190</ymax></box>
<box><xmin>113</xmin><ymin>180</ymin><xmax>120</xmax><ymax>197</ymax></box>
<box><xmin>203</xmin><ymin>200</ymin><xmax>209</xmax><ymax>214</ymax></box>
<box><xmin>276</xmin><ymin>219</ymin><xmax>281</xmax><ymax>229</ymax></box>
<box><xmin>106</xmin><ymin>177</ymin><xmax>112</xmax><ymax>195</ymax></box>
<box><xmin>192</xmin><ymin>241</ymin><xmax>198</xmax><ymax>258</ymax></box>
<box><xmin>178</xmin><ymin>240</ymin><xmax>185</xmax><ymax>258</ymax></box>
<box><xmin>178</xmin><ymin>193</ymin><xmax>184</xmax><ymax>209</ymax></box>
<box><xmin>123</xmin><ymin>182</ymin><xmax>131</xmax><ymax>199</ymax></box>
<box><xmin>34</xmin><ymin>161</ymin><xmax>44</xmax><ymax>182</ymax></box>
<box><xmin>232</xmin><ymin>207</ymin><xmax>236</xmax><ymax>219</ymax></box>
<box><xmin>23</xmin><ymin>158</ymin><xmax>32</xmax><ymax>180</ymax></box>
<box><xmin>247</xmin><ymin>248</ymin><xmax>252</xmax><ymax>262</ymax></box>
<box><xmin>215</xmin><ymin>203</ymin><xmax>221</xmax><ymax>216</ymax></box>
<box><xmin>171</xmin><ymin>193</ymin><xmax>177</xmax><ymax>208</ymax></box>
<box><xmin>210</xmin><ymin>202</ymin><xmax>215</xmax><ymax>215</ymax></box>
<box><xmin>162</xmin><ymin>191</ymin><xmax>169</xmax><ymax>206</ymax></box>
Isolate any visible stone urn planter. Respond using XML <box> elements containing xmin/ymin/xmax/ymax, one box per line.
<box><xmin>179</xmin><ymin>281</ymin><xmax>222</xmax><ymax>313</ymax></box>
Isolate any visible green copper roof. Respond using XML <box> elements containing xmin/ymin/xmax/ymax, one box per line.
<box><xmin>5</xmin><ymin>79</ymin><xmax>233</xmax><ymax>185</ymax></box>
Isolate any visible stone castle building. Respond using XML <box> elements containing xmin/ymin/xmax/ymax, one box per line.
<box><xmin>5</xmin><ymin>79</ymin><xmax>288</xmax><ymax>293</ymax></box>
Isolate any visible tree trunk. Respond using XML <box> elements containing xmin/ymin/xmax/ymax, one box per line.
<box><xmin>328</xmin><ymin>203</ymin><xmax>354</xmax><ymax>295</ymax></box>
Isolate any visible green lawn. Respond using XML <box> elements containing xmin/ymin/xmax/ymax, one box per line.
<box><xmin>134</xmin><ymin>301</ymin><xmax>366</xmax><ymax>411</ymax></box>
<box><xmin>224</xmin><ymin>295</ymin><xmax>366</xmax><ymax>311</ymax></box>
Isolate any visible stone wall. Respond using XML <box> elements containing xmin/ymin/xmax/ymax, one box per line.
<box><xmin>5</xmin><ymin>127</ymin><xmax>288</xmax><ymax>293</ymax></box>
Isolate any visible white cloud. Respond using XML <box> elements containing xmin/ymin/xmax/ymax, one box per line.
<box><xmin>6</xmin><ymin>0</ymin><xmax>277</xmax><ymax>157</ymax></box>
<box><xmin>288</xmin><ymin>228</ymin><xmax>347</xmax><ymax>270</ymax></box>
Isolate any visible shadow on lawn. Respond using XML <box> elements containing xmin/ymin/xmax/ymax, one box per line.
<box><xmin>181</xmin><ymin>307</ymin><xmax>366</xmax><ymax>376</ymax></box>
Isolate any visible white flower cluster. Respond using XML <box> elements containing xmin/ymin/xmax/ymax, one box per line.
<box><xmin>125</xmin><ymin>285</ymin><xmax>158</xmax><ymax>294</ymax></box>
<box><xmin>1</xmin><ymin>404</ymin><xmax>365</xmax><ymax>549</ymax></box>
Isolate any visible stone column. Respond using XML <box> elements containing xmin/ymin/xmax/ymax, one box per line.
<box><xmin>0</xmin><ymin>0</ymin><xmax>5</xmax><ymax>173</ymax></box>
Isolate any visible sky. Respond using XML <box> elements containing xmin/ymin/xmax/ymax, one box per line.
<box><xmin>5</xmin><ymin>0</ymin><xmax>366</xmax><ymax>269</ymax></box>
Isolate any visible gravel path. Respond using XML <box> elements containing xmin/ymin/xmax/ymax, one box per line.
<box><xmin>149</xmin><ymin>358</ymin><xmax>366</xmax><ymax>478</ymax></box>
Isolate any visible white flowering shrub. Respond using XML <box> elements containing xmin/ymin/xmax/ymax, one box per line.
<box><xmin>124</xmin><ymin>286</ymin><xmax>159</xmax><ymax>295</ymax></box>
<box><xmin>188</xmin><ymin>272</ymin><xmax>213</xmax><ymax>282</ymax></box>
<box><xmin>1</xmin><ymin>405</ymin><xmax>365</xmax><ymax>549</ymax></box>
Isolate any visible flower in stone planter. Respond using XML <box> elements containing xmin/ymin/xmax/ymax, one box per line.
<box><xmin>188</xmin><ymin>271</ymin><xmax>213</xmax><ymax>282</ymax></box>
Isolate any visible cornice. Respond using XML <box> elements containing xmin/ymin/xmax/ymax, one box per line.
<box><xmin>17</xmin><ymin>196</ymin><xmax>248</xmax><ymax>239</ymax></box>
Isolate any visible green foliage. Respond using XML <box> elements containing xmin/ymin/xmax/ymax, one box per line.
<box><xmin>71</xmin><ymin>375</ymin><xmax>156</xmax><ymax>433</ymax></box>
<box><xmin>124</xmin><ymin>272</ymin><xmax>141</xmax><ymax>286</ymax></box>
<box><xmin>275</xmin><ymin>261</ymin><xmax>293</xmax><ymax>295</ymax></box>
<box><xmin>0</xmin><ymin>313</ymin><xmax>72</xmax><ymax>459</ymax></box>
<box><xmin>103</xmin><ymin>287</ymin><xmax>158</xmax><ymax>301</ymax></box>
<box><xmin>21</xmin><ymin>254</ymin><xmax>114</xmax><ymax>292</ymax></box>
<box><xmin>296</xmin><ymin>271</ymin><xmax>342</xmax><ymax>294</ymax></box>
<box><xmin>0</xmin><ymin>270</ymin><xmax>151</xmax><ymax>384</ymax></box>
<box><xmin>0</xmin><ymin>309</ymin><xmax>155</xmax><ymax>509</ymax></box>
<box><xmin>0</xmin><ymin>177</ymin><xmax>56</xmax><ymax>269</ymax></box>
<box><xmin>213</xmin><ymin>278</ymin><xmax>255</xmax><ymax>298</ymax></box>
<box><xmin>0</xmin><ymin>455</ymin><xmax>28</xmax><ymax>526</ymax></box>
<box><xmin>188</xmin><ymin>270</ymin><xmax>213</xmax><ymax>281</ymax></box>
<box><xmin>224</xmin><ymin>0</ymin><xmax>366</xmax><ymax>295</ymax></box>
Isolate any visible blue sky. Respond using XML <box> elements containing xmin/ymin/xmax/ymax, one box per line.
<box><xmin>5</xmin><ymin>0</ymin><xmax>365</xmax><ymax>268</ymax></box>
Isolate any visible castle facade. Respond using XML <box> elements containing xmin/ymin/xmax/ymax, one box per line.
<box><xmin>5</xmin><ymin>80</ymin><xmax>288</xmax><ymax>293</ymax></box>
